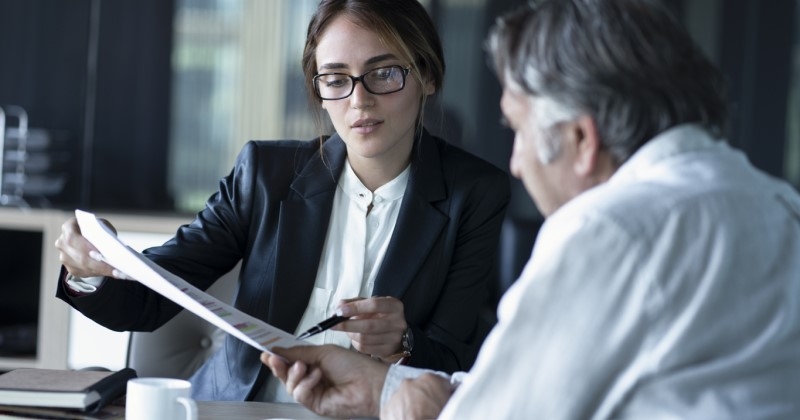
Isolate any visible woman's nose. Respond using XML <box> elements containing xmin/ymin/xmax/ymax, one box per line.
<box><xmin>349</xmin><ymin>81</ymin><xmax>375</xmax><ymax>109</ymax></box>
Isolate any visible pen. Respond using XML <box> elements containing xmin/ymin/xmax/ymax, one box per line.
<box><xmin>296</xmin><ymin>314</ymin><xmax>350</xmax><ymax>340</ymax></box>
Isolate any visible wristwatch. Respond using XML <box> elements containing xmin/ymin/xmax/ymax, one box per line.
<box><xmin>399</xmin><ymin>327</ymin><xmax>414</xmax><ymax>363</ymax></box>
<box><xmin>371</xmin><ymin>327</ymin><xmax>415</xmax><ymax>365</ymax></box>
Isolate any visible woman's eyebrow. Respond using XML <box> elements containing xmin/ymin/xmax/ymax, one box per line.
<box><xmin>365</xmin><ymin>53</ymin><xmax>397</xmax><ymax>66</ymax></box>
<box><xmin>318</xmin><ymin>53</ymin><xmax>399</xmax><ymax>72</ymax></box>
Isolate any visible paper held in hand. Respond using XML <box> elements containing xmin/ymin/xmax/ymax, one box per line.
<box><xmin>74</xmin><ymin>209</ymin><xmax>302</xmax><ymax>352</ymax></box>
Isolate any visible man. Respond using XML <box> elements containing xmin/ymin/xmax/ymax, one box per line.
<box><xmin>261</xmin><ymin>0</ymin><xmax>800</xmax><ymax>418</ymax></box>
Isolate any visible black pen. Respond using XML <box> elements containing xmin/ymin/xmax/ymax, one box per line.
<box><xmin>296</xmin><ymin>314</ymin><xmax>350</xmax><ymax>340</ymax></box>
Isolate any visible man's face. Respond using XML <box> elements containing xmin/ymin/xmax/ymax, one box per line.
<box><xmin>501</xmin><ymin>87</ymin><xmax>578</xmax><ymax>217</ymax></box>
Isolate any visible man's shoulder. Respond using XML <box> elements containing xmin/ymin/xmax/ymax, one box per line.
<box><xmin>549</xmin><ymin>158</ymin><xmax>800</xmax><ymax>245</ymax></box>
<box><xmin>550</xmin><ymin>181</ymin><xmax>665</xmax><ymax>235</ymax></box>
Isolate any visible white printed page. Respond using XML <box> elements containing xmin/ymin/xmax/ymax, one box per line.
<box><xmin>75</xmin><ymin>209</ymin><xmax>302</xmax><ymax>352</ymax></box>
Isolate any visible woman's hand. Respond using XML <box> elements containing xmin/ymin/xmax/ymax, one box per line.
<box><xmin>54</xmin><ymin>217</ymin><xmax>126</xmax><ymax>279</ymax></box>
<box><xmin>334</xmin><ymin>296</ymin><xmax>408</xmax><ymax>360</ymax></box>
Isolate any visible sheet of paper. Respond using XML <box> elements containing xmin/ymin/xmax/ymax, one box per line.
<box><xmin>75</xmin><ymin>209</ymin><xmax>302</xmax><ymax>352</ymax></box>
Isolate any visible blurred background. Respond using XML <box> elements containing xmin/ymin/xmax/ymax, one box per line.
<box><xmin>0</xmin><ymin>0</ymin><xmax>798</xmax><ymax>301</ymax></box>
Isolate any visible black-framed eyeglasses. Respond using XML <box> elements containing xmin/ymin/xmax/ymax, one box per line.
<box><xmin>313</xmin><ymin>65</ymin><xmax>411</xmax><ymax>100</ymax></box>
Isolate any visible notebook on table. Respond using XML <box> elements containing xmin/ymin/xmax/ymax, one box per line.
<box><xmin>0</xmin><ymin>367</ymin><xmax>135</xmax><ymax>413</ymax></box>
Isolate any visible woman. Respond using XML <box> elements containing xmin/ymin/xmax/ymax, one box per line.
<box><xmin>55</xmin><ymin>0</ymin><xmax>509</xmax><ymax>402</ymax></box>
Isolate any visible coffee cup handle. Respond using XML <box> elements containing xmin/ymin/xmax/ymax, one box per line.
<box><xmin>176</xmin><ymin>396</ymin><xmax>197</xmax><ymax>420</ymax></box>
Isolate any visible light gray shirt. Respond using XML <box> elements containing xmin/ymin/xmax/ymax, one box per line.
<box><xmin>385</xmin><ymin>125</ymin><xmax>800</xmax><ymax>419</ymax></box>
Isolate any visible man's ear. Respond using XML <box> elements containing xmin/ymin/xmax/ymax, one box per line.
<box><xmin>571</xmin><ymin>115</ymin><xmax>601</xmax><ymax>177</ymax></box>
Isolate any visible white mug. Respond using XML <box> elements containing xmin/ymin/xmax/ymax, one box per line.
<box><xmin>125</xmin><ymin>378</ymin><xmax>197</xmax><ymax>420</ymax></box>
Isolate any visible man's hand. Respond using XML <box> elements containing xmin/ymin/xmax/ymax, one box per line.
<box><xmin>382</xmin><ymin>373</ymin><xmax>453</xmax><ymax>420</ymax></box>
<box><xmin>261</xmin><ymin>345</ymin><xmax>389</xmax><ymax>418</ymax></box>
<box><xmin>334</xmin><ymin>296</ymin><xmax>408</xmax><ymax>359</ymax></box>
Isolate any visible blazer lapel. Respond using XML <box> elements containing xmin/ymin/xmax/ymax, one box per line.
<box><xmin>268</xmin><ymin>136</ymin><xmax>347</xmax><ymax>333</ymax></box>
<box><xmin>373</xmin><ymin>131</ymin><xmax>448</xmax><ymax>298</ymax></box>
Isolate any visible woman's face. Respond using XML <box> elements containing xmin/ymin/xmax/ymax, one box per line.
<box><xmin>315</xmin><ymin>15</ymin><xmax>433</xmax><ymax>172</ymax></box>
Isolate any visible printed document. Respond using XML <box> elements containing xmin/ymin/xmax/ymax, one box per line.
<box><xmin>74</xmin><ymin>209</ymin><xmax>301</xmax><ymax>352</ymax></box>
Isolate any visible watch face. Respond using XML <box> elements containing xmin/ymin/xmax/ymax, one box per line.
<box><xmin>402</xmin><ymin>328</ymin><xmax>414</xmax><ymax>352</ymax></box>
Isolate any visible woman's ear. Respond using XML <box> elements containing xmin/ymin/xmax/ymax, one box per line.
<box><xmin>423</xmin><ymin>79</ymin><xmax>436</xmax><ymax>96</ymax></box>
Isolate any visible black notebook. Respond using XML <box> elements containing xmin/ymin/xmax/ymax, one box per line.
<box><xmin>0</xmin><ymin>367</ymin><xmax>136</xmax><ymax>412</ymax></box>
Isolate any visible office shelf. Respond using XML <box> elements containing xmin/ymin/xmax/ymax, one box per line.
<box><xmin>0</xmin><ymin>208</ymin><xmax>191</xmax><ymax>372</ymax></box>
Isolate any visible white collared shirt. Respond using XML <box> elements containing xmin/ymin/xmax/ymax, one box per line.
<box><xmin>385</xmin><ymin>125</ymin><xmax>800</xmax><ymax>419</ymax></box>
<box><xmin>293</xmin><ymin>159</ymin><xmax>409</xmax><ymax>346</ymax></box>
<box><xmin>261</xmin><ymin>159</ymin><xmax>409</xmax><ymax>402</ymax></box>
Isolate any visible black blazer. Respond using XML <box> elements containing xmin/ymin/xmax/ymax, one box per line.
<box><xmin>57</xmin><ymin>130</ymin><xmax>510</xmax><ymax>401</ymax></box>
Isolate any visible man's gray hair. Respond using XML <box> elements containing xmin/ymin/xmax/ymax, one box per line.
<box><xmin>487</xmin><ymin>0</ymin><xmax>728</xmax><ymax>165</ymax></box>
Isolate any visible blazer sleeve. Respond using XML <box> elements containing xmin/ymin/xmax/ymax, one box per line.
<box><xmin>54</xmin><ymin>141</ymin><xmax>278</xmax><ymax>332</ymax></box>
<box><xmin>406</xmin><ymin>160</ymin><xmax>511</xmax><ymax>373</ymax></box>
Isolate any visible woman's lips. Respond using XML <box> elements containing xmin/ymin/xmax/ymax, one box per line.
<box><xmin>352</xmin><ymin>119</ymin><xmax>383</xmax><ymax>134</ymax></box>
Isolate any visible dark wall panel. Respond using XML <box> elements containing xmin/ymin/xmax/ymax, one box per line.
<box><xmin>721</xmin><ymin>0</ymin><xmax>796</xmax><ymax>178</ymax></box>
<box><xmin>0</xmin><ymin>0</ymin><xmax>175</xmax><ymax>211</ymax></box>
<box><xmin>0</xmin><ymin>0</ymin><xmax>92</xmax><ymax>209</ymax></box>
<box><xmin>90</xmin><ymin>0</ymin><xmax>174</xmax><ymax>210</ymax></box>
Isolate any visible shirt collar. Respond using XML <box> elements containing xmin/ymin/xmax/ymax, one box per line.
<box><xmin>610</xmin><ymin>124</ymin><xmax>721</xmax><ymax>185</ymax></box>
<box><xmin>339</xmin><ymin>160</ymin><xmax>410</xmax><ymax>205</ymax></box>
